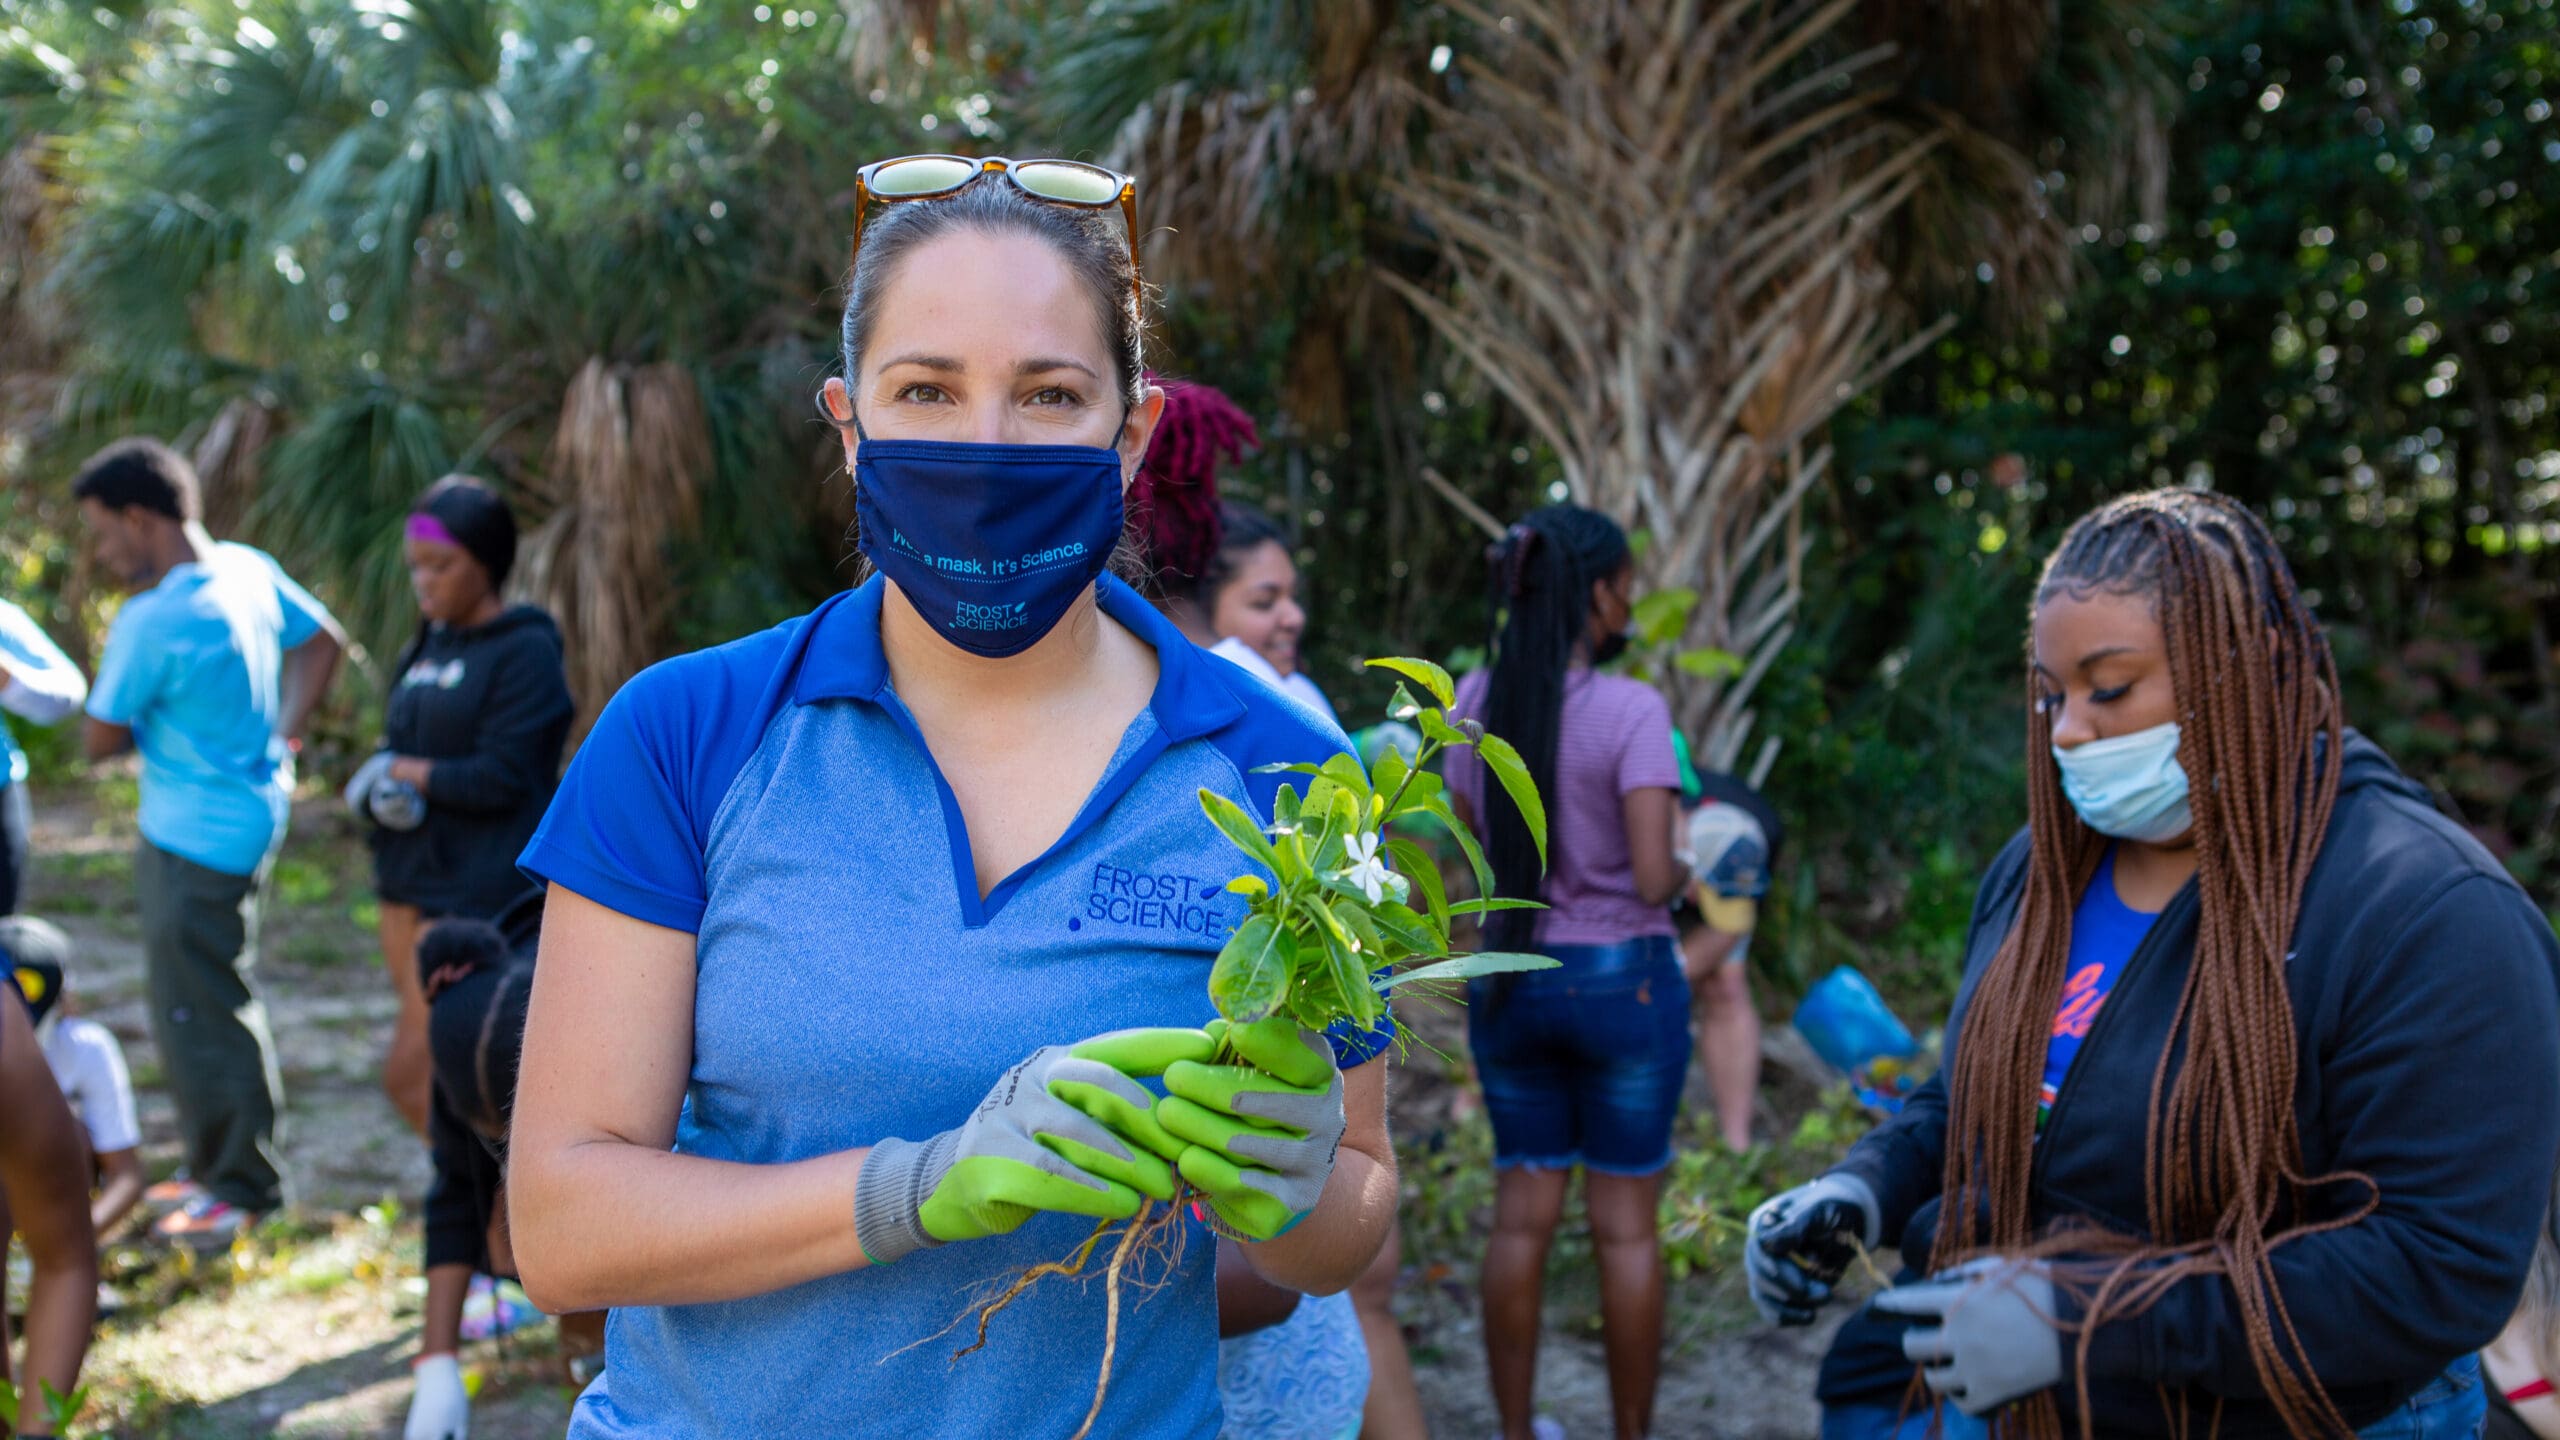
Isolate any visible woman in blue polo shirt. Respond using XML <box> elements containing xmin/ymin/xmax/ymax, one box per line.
<box><xmin>507</xmin><ymin>158</ymin><xmax>1397</xmax><ymax>1439</ymax></box>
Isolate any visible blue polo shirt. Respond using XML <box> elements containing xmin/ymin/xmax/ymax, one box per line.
<box><xmin>521</xmin><ymin>574</ymin><xmax>1389</xmax><ymax>1440</ymax></box>
<box><xmin>86</xmin><ymin>543</ymin><xmax>334</xmax><ymax>876</ymax></box>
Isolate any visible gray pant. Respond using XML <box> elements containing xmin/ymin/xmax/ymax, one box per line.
<box><xmin>136</xmin><ymin>838</ymin><xmax>284</xmax><ymax>1213</ymax></box>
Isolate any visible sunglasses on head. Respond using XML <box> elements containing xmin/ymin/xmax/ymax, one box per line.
<box><xmin>851</xmin><ymin>155</ymin><xmax>1141</xmax><ymax>307</ymax></box>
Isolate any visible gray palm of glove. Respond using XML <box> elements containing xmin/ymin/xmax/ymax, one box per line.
<box><xmin>1745</xmin><ymin>1171</ymin><xmax>1880</xmax><ymax>1325</ymax></box>
<box><xmin>852</xmin><ymin>1033</ymin><xmax>1190</xmax><ymax>1266</ymax></box>
<box><xmin>371</xmin><ymin>772</ymin><xmax>428</xmax><ymax>831</ymax></box>
<box><xmin>1874</xmin><ymin>1257</ymin><xmax>2064</xmax><ymax>1417</ymax></box>
<box><xmin>344</xmin><ymin>751</ymin><xmax>396</xmax><ymax>820</ymax></box>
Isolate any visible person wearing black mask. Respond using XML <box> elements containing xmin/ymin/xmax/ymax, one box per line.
<box><xmin>344</xmin><ymin>476</ymin><xmax>572</xmax><ymax>1138</ymax></box>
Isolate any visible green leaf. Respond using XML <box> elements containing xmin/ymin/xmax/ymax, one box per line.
<box><xmin>1209</xmin><ymin>913</ymin><xmax>1297</xmax><ymax>1024</ymax></box>
<box><xmin>1321</xmin><ymin>751</ymin><xmax>1374</xmax><ymax>806</ymax></box>
<box><xmin>1366</xmin><ymin>656</ymin><xmax>1454</xmax><ymax>708</ymax></box>
<box><xmin>1418</xmin><ymin>708</ymin><xmax>1472</xmax><ymax>749</ymax></box>
<box><xmin>1226</xmin><ymin>875</ymin><xmax>1269</xmax><ymax>897</ymax></box>
<box><xmin>1302</xmin><ymin>779</ymin><xmax>1362</xmax><ymax>872</ymax></box>
<box><xmin>1383</xmin><ymin>767</ymin><xmax>1445</xmax><ymax>822</ymax></box>
<box><xmin>39</xmin><ymin>1379</ymin><xmax>85</xmax><ymax>1430</ymax></box>
<box><xmin>1631</xmin><ymin>588</ymin><xmax>1698</xmax><ymax>646</ymax></box>
<box><xmin>1368</xmin><ymin>902</ymin><xmax>1440</xmax><ymax>960</ymax></box>
<box><xmin>1386</xmin><ymin>683</ymin><xmax>1426</xmax><ymax>723</ymax></box>
<box><xmin>1418</xmin><ymin>791</ymin><xmax>1496</xmax><ymax>903</ymax></box>
<box><xmin>1315</xmin><ymin>914</ymin><xmax>1385</xmax><ymax>1032</ymax></box>
<box><xmin>1474</xmin><ymin>732</ymin><xmax>1549</xmax><ymax>868</ymax></box>
<box><xmin>1451</xmin><ymin>897</ymin><xmax>1546</xmax><ymax>917</ymax></box>
<box><xmin>1198</xmin><ymin>788</ymin><xmax>1280</xmax><ymax>872</ymax></box>
<box><xmin>1674</xmin><ymin>646</ymin><xmax>1745</xmax><ymax>679</ymax></box>
<box><xmin>1385</xmin><ymin>837</ymin><xmax>1451</xmax><ymax>945</ymax></box>
<box><xmin>1377</xmin><ymin>952</ymin><xmax>1561</xmax><ymax>990</ymax></box>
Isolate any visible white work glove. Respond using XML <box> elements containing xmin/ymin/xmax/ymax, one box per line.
<box><xmin>1745</xmin><ymin>1171</ymin><xmax>1880</xmax><ymax>1325</ymax></box>
<box><xmin>1874</xmin><ymin>1257</ymin><xmax>2066</xmax><ymax>1417</ymax></box>
<box><xmin>344</xmin><ymin>751</ymin><xmax>397</xmax><ymax>821</ymax></box>
<box><xmin>404</xmin><ymin>1353</ymin><xmax>470</xmax><ymax>1440</ymax></box>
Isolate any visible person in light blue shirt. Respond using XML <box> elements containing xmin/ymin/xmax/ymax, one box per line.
<box><xmin>73</xmin><ymin>436</ymin><xmax>343</xmax><ymax>1244</ymax></box>
<box><xmin>0</xmin><ymin>596</ymin><xmax>88</xmax><ymax>914</ymax></box>
<box><xmin>507</xmin><ymin>162</ymin><xmax>1397</xmax><ymax>1440</ymax></box>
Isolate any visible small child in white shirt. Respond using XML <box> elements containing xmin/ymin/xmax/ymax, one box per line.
<box><xmin>5</xmin><ymin>915</ymin><xmax>146</xmax><ymax>1240</ymax></box>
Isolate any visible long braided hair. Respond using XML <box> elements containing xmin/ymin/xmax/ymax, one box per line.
<box><xmin>1935</xmin><ymin>489</ymin><xmax>2361</xmax><ymax>1439</ymax></box>
<box><xmin>1479</xmin><ymin>505</ymin><xmax>1630</xmax><ymax>955</ymax></box>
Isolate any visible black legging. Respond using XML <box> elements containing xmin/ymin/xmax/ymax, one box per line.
<box><xmin>0</xmin><ymin>780</ymin><xmax>29</xmax><ymax>916</ymax></box>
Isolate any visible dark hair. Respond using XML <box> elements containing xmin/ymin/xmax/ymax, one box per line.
<box><xmin>1164</xmin><ymin>502</ymin><xmax>1293</xmax><ymax>612</ymax></box>
<box><xmin>420</xmin><ymin>915</ymin><xmax>535</xmax><ymax>1144</ymax></box>
<box><xmin>71</xmin><ymin>437</ymin><xmax>201</xmax><ymax>523</ymax></box>
<box><xmin>838</xmin><ymin>182</ymin><xmax>1145</xmax><ymax>413</ymax></box>
<box><xmin>1479</xmin><ymin>505</ymin><xmax>1631</xmax><ymax>953</ymax></box>
<box><xmin>413</xmin><ymin>474</ymin><xmax>518</xmax><ymax>589</ymax></box>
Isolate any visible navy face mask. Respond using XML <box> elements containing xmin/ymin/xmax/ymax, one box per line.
<box><xmin>852</xmin><ymin>435</ymin><xmax>1129</xmax><ymax>658</ymax></box>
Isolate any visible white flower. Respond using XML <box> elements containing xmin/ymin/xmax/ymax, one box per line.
<box><xmin>1339</xmin><ymin>832</ymin><xmax>1391</xmax><ymax>905</ymax></box>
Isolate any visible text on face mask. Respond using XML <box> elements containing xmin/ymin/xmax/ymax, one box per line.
<box><xmin>890</xmin><ymin>530</ymin><xmax>1090</xmax><ymax>578</ymax></box>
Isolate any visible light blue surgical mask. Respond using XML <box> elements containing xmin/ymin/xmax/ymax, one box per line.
<box><xmin>2052</xmin><ymin>721</ymin><xmax>2193</xmax><ymax>843</ymax></box>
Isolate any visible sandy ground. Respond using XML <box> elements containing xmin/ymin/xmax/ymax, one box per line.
<box><xmin>16</xmin><ymin>777</ymin><xmax>1839</xmax><ymax>1439</ymax></box>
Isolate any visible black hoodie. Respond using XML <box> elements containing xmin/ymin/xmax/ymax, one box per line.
<box><xmin>1818</xmin><ymin>733</ymin><xmax>2560</xmax><ymax>1437</ymax></box>
<box><xmin>372</xmin><ymin>605</ymin><xmax>574</xmax><ymax>920</ymax></box>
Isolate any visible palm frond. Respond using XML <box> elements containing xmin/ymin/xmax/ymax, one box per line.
<box><xmin>515</xmin><ymin>358</ymin><xmax>710</xmax><ymax>740</ymax></box>
<box><xmin>1392</xmin><ymin>0</ymin><xmax>1949</xmax><ymax>760</ymax></box>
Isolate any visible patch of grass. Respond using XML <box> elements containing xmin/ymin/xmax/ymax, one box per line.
<box><xmin>272</xmin><ymin>857</ymin><xmax>336</xmax><ymax>908</ymax></box>
<box><xmin>281</xmin><ymin>928</ymin><xmax>360</xmax><ymax>970</ymax></box>
<box><xmin>90</xmin><ymin>773</ymin><xmax>139</xmax><ymax>826</ymax></box>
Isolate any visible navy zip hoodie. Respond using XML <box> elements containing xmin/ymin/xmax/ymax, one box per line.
<box><xmin>1818</xmin><ymin>732</ymin><xmax>2560</xmax><ymax>1437</ymax></box>
<box><xmin>372</xmin><ymin>605</ymin><xmax>574</xmax><ymax>920</ymax></box>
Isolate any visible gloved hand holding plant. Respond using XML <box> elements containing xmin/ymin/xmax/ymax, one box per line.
<box><xmin>950</xmin><ymin>657</ymin><xmax>1556</xmax><ymax>1440</ymax></box>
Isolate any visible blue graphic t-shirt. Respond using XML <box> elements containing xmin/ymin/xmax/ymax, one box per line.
<box><xmin>519</xmin><ymin>575</ymin><xmax>1388</xmax><ymax>1440</ymax></box>
<box><xmin>2038</xmin><ymin>847</ymin><xmax>2161</xmax><ymax>1130</ymax></box>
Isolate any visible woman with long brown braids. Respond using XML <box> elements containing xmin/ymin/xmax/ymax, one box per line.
<box><xmin>1748</xmin><ymin>489</ymin><xmax>2560</xmax><ymax>1440</ymax></box>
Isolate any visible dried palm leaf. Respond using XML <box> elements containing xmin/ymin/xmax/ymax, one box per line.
<box><xmin>1386</xmin><ymin>0</ymin><xmax>1961</xmax><ymax>762</ymax></box>
<box><xmin>518</xmin><ymin>357</ymin><xmax>711</xmax><ymax>743</ymax></box>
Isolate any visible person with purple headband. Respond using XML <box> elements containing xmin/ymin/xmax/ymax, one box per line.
<box><xmin>346</xmin><ymin>477</ymin><xmax>572</xmax><ymax>1142</ymax></box>
<box><xmin>330</xmin><ymin>477</ymin><xmax>571</xmax><ymax>1440</ymax></box>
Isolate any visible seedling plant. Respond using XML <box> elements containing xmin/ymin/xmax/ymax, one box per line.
<box><xmin>964</xmin><ymin>657</ymin><xmax>1557</xmax><ymax>1438</ymax></box>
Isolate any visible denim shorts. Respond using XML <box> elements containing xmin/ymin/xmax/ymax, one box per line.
<box><xmin>1465</xmin><ymin>935</ymin><xmax>1692</xmax><ymax>1175</ymax></box>
<box><xmin>2357</xmin><ymin>1355</ymin><xmax>2485</xmax><ymax>1440</ymax></box>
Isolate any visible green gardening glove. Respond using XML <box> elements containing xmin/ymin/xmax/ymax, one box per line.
<box><xmin>1156</xmin><ymin>1017</ymin><xmax>1347</xmax><ymax>1242</ymax></box>
<box><xmin>852</xmin><ymin>1029</ymin><xmax>1210</xmax><ymax>1265</ymax></box>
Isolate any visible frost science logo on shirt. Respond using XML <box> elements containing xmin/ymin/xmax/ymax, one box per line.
<box><xmin>1072</xmin><ymin>862</ymin><xmax>1240</xmax><ymax>940</ymax></box>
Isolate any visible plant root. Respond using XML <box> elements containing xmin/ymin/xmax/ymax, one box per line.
<box><xmin>1066</xmin><ymin>1198</ymin><xmax>1160</xmax><ymax>1440</ymax></box>
<box><xmin>948</xmin><ymin>1214</ymin><xmax>1121</xmax><ymax>1363</ymax></box>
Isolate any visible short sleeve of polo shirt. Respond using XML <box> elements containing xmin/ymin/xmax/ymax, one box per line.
<box><xmin>519</xmin><ymin>632</ymin><xmax>797</xmax><ymax>933</ymax></box>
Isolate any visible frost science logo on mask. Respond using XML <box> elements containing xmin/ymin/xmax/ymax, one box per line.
<box><xmin>952</xmin><ymin>600</ymin><xmax>1031</xmax><ymax>634</ymax></box>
